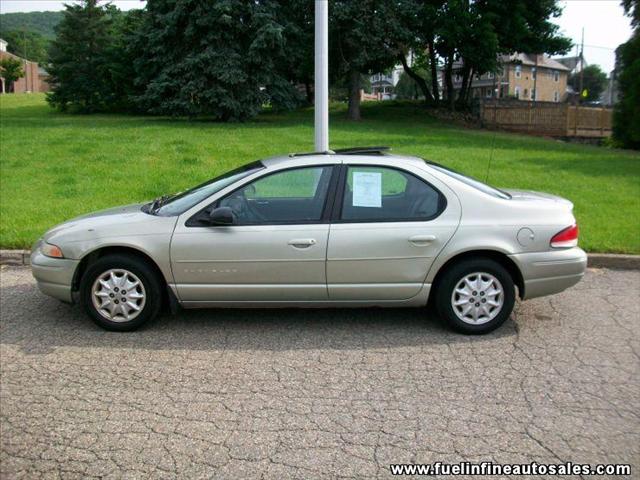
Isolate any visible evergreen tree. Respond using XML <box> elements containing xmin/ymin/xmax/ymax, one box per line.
<box><xmin>134</xmin><ymin>0</ymin><xmax>299</xmax><ymax>120</ymax></box>
<box><xmin>47</xmin><ymin>0</ymin><xmax>123</xmax><ymax>112</ymax></box>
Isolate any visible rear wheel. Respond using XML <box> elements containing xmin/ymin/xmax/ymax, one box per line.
<box><xmin>80</xmin><ymin>254</ymin><xmax>162</xmax><ymax>331</ymax></box>
<box><xmin>435</xmin><ymin>258</ymin><xmax>515</xmax><ymax>334</ymax></box>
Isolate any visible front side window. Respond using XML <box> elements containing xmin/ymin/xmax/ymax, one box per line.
<box><xmin>554</xmin><ymin>70</ymin><xmax>560</xmax><ymax>82</ymax></box>
<box><xmin>340</xmin><ymin>166</ymin><xmax>443</xmax><ymax>222</ymax></box>
<box><xmin>216</xmin><ymin>166</ymin><xmax>333</xmax><ymax>224</ymax></box>
<box><xmin>154</xmin><ymin>161</ymin><xmax>264</xmax><ymax>216</ymax></box>
<box><xmin>515</xmin><ymin>65</ymin><xmax>522</xmax><ymax>78</ymax></box>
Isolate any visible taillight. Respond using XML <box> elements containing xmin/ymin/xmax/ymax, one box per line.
<box><xmin>550</xmin><ymin>224</ymin><xmax>579</xmax><ymax>248</ymax></box>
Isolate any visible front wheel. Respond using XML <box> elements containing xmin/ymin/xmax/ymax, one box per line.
<box><xmin>80</xmin><ymin>254</ymin><xmax>162</xmax><ymax>331</ymax></box>
<box><xmin>435</xmin><ymin>258</ymin><xmax>515</xmax><ymax>334</ymax></box>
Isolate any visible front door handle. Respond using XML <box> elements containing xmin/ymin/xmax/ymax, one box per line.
<box><xmin>288</xmin><ymin>238</ymin><xmax>317</xmax><ymax>248</ymax></box>
<box><xmin>408</xmin><ymin>235</ymin><xmax>437</xmax><ymax>246</ymax></box>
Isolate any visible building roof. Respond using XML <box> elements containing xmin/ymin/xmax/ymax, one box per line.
<box><xmin>499</xmin><ymin>53</ymin><xmax>570</xmax><ymax>71</ymax></box>
<box><xmin>554</xmin><ymin>56</ymin><xmax>586</xmax><ymax>72</ymax></box>
<box><xmin>447</xmin><ymin>53</ymin><xmax>570</xmax><ymax>74</ymax></box>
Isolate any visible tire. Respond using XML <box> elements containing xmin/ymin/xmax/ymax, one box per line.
<box><xmin>80</xmin><ymin>254</ymin><xmax>163</xmax><ymax>331</ymax></box>
<box><xmin>435</xmin><ymin>258</ymin><xmax>515</xmax><ymax>335</ymax></box>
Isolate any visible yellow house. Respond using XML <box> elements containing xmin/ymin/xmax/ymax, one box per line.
<box><xmin>453</xmin><ymin>53</ymin><xmax>570</xmax><ymax>103</ymax></box>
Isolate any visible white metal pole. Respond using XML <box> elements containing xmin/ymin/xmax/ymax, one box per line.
<box><xmin>314</xmin><ymin>0</ymin><xmax>329</xmax><ymax>152</ymax></box>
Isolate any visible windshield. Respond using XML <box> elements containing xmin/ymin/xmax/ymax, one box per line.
<box><xmin>151</xmin><ymin>161</ymin><xmax>264</xmax><ymax>216</ymax></box>
<box><xmin>424</xmin><ymin>160</ymin><xmax>511</xmax><ymax>200</ymax></box>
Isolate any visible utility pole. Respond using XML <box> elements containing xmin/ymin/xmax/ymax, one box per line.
<box><xmin>578</xmin><ymin>27</ymin><xmax>584</xmax><ymax>104</ymax></box>
<box><xmin>533</xmin><ymin>53</ymin><xmax>538</xmax><ymax>103</ymax></box>
<box><xmin>23</xmin><ymin>27</ymin><xmax>29</xmax><ymax>92</ymax></box>
<box><xmin>314</xmin><ymin>0</ymin><xmax>329</xmax><ymax>152</ymax></box>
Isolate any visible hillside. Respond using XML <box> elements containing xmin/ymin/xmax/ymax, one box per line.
<box><xmin>0</xmin><ymin>11</ymin><xmax>63</xmax><ymax>39</ymax></box>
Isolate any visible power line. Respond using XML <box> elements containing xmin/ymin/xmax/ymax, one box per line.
<box><xmin>583</xmin><ymin>44</ymin><xmax>618</xmax><ymax>50</ymax></box>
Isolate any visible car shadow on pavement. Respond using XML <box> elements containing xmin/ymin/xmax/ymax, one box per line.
<box><xmin>0</xmin><ymin>281</ymin><xmax>519</xmax><ymax>354</ymax></box>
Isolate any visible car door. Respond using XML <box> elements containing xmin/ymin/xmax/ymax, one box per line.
<box><xmin>170</xmin><ymin>165</ymin><xmax>337</xmax><ymax>303</ymax></box>
<box><xmin>326</xmin><ymin>163</ymin><xmax>460</xmax><ymax>300</ymax></box>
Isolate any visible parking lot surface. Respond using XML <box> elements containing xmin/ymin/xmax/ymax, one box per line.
<box><xmin>1</xmin><ymin>266</ymin><xmax>639</xmax><ymax>479</ymax></box>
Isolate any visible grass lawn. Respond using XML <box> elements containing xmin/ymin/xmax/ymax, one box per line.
<box><xmin>1</xmin><ymin>94</ymin><xmax>639</xmax><ymax>253</ymax></box>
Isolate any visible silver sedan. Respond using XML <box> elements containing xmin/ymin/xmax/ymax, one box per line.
<box><xmin>31</xmin><ymin>147</ymin><xmax>587</xmax><ymax>334</ymax></box>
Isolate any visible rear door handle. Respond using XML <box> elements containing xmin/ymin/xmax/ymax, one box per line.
<box><xmin>409</xmin><ymin>235</ymin><xmax>437</xmax><ymax>246</ymax></box>
<box><xmin>288</xmin><ymin>238</ymin><xmax>317</xmax><ymax>248</ymax></box>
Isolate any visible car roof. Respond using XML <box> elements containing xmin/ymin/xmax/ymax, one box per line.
<box><xmin>260</xmin><ymin>151</ymin><xmax>428</xmax><ymax>170</ymax></box>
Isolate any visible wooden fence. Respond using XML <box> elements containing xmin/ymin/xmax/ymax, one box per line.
<box><xmin>479</xmin><ymin>100</ymin><xmax>612</xmax><ymax>138</ymax></box>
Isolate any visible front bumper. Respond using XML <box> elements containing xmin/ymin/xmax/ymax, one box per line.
<box><xmin>30</xmin><ymin>247</ymin><xmax>79</xmax><ymax>303</ymax></box>
<box><xmin>510</xmin><ymin>247</ymin><xmax>587</xmax><ymax>300</ymax></box>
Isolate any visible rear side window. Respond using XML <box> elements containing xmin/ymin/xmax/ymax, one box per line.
<box><xmin>340</xmin><ymin>166</ymin><xmax>444</xmax><ymax>222</ymax></box>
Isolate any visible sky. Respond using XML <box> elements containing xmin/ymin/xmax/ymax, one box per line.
<box><xmin>0</xmin><ymin>0</ymin><xmax>634</xmax><ymax>73</ymax></box>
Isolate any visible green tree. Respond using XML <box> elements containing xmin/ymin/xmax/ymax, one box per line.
<box><xmin>329</xmin><ymin>0</ymin><xmax>397</xmax><ymax>120</ymax></box>
<box><xmin>613</xmin><ymin>0</ymin><xmax>640</xmax><ymax>149</ymax></box>
<box><xmin>276</xmin><ymin>0</ymin><xmax>314</xmax><ymax>105</ymax></box>
<box><xmin>395</xmin><ymin>69</ymin><xmax>430</xmax><ymax>100</ymax></box>
<box><xmin>569</xmin><ymin>65</ymin><xmax>607</xmax><ymax>102</ymax></box>
<box><xmin>388</xmin><ymin>0</ymin><xmax>571</xmax><ymax>109</ymax></box>
<box><xmin>0</xmin><ymin>57</ymin><xmax>24</xmax><ymax>92</ymax></box>
<box><xmin>0</xmin><ymin>30</ymin><xmax>50</xmax><ymax>64</ymax></box>
<box><xmin>47</xmin><ymin>0</ymin><xmax>124</xmax><ymax>112</ymax></box>
<box><xmin>134</xmin><ymin>0</ymin><xmax>299</xmax><ymax>120</ymax></box>
<box><xmin>0</xmin><ymin>11</ymin><xmax>64</xmax><ymax>39</ymax></box>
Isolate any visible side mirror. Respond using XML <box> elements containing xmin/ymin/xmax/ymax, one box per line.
<box><xmin>208</xmin><ymin>206</ymin><xmax>235</xmax><ymax>225</ymax></box>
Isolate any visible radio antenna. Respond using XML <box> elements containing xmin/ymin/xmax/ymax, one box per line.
<box><xmin>484</xmin><ymin>102</ymin><xmax>498</xmax><ymax>183</ymax></box>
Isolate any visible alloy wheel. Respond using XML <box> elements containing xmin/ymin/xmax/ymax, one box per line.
<box><xmin>451</xmin><ymin>272</ymin><xmax>504</xmax><ymax>325</ymax></box>
<box><xmin>91</xmin><ymin>269</ymin><xmax>146</xmax><ymax>323</ymax></box>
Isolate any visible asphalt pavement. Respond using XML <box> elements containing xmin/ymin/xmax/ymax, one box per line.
<box><xmin>1</xmin><ymin>266</ymin><xmax>638</xmax><ymax>478</ymax></box>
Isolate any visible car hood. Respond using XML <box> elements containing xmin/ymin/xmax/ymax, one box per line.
<box><xmin>43</xmin><ymin>202</ymin><xmax>178</xmax><ymax>249</ymax></box>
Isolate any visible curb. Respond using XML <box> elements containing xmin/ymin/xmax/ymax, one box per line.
<box><xmin>1</xmin><ymin>249</ymin><xmax>639</xmax><ymax>270</ymax></box>
<box><xmin>585</xmin><ymin>253</ymin><xmax>640</xmax><ymax>271</ymax></box>
<box><xmin>0</xmin><ymin>250</ymin><xmax>30</xmax><ymax>266</ymax></box>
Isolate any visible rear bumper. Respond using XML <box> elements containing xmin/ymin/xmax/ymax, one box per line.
<box><xmin>30</xmin><ymin>248</ymin><xmax>79</xmax><ymax>304</ymax></box>
<box><xmin>510</xmin><ymin>247</ymin><xmax>587</xmax><ymax>300</ymax></box>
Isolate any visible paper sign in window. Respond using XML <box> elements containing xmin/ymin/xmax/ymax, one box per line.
<box><xmin>352</xmin><ymin>171</ymin><xmax>382</xmax><ymax>207</ymax></box>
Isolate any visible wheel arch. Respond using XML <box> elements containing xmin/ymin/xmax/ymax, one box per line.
<box><xmin>429</xmin><ymin>249</ymin><xmax>525</xmax><ymax>301</ymax></box>
<box><xmin>71</xmin><ymin>245</ymin><xmax>168</xmax><ymax>293</ymax></box>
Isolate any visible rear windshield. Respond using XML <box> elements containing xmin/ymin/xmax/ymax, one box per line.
<box><xmin>424</xmin><ymin>160</ymin><xmax>511</xmax><ymax>200</ymax></box>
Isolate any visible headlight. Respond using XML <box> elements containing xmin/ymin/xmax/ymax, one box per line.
<box><xmin>41</xmin><ymin>242</ymin><xmax>64</xmax><ymax>258</ymax></box>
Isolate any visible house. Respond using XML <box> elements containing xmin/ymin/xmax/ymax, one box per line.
<box><xmin>370</xmin><ymin>66</ymin><xmax>404</xmax><ymax>100</ymax></box>
<box><xmin>0</xmin><ymin>37</ymin><xmax>50</xmax><ymax>94</ymax></box>
<box><xmin>452</xmin><ymin>53</ymin><xmax>570</xmax><ymax>102</ymax></box>
<box><xmin>369</xmin><ymin>52</ymin><xmax>416</xmax><ymax>100</ymax></box>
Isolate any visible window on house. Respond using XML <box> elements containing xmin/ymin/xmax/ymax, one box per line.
<box><xmin>487</xmin><ymin>72</ymin><xmax>494</xmax><ymax>79</ymax></box>
<box><xmin>553</xmin><ymin>70</ymin><xmax>560</xmax><ymax>82</ymax></box>
<box><xmin>524</xmin><ymin>88</ymin><xmax>528</xmax><ymax>98</ymax></box>
<box><xmin>515</xmin><ymin>65</ymin><xmax>522</xmax><ymax>78</ymax></box>
<box><xmin>554</xmin><ymin>91</ymin><xmax>559</xmax><ymax>102</ymax></box>
<box><xmin>514</xmin><ymin>86</ymin><xmax>520</xmax><ymax>99</ymax></box>
<box><xmin>485</xmin><ymin>88</ymin><xmax>492</xmax><ymax>98</ymax></box>
<box><xmin>531</xmin><ymin>88</ymin><xmax>536</xmax><ymax>100</ymax></box>
<box><xmin>532</xmin><ymin>67</ymin><xmax>537</xmax><ymax>80</ymax></box>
